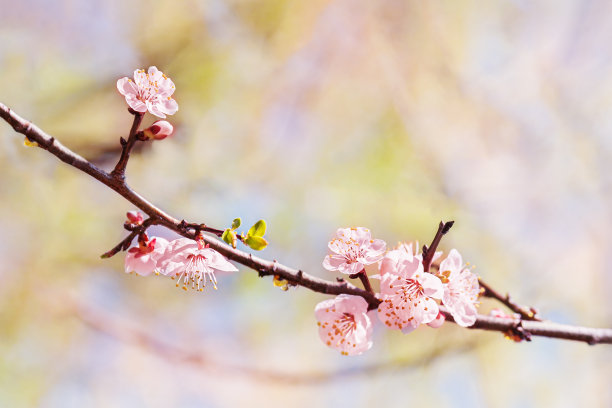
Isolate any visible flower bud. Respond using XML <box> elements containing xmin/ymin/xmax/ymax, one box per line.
<box><xmin>126</xmin><ymin>210</ymin><xmax>144</xmax><ymax>225</ymax></box>
<box><xmin>143</xmin><ymin>120</ymin><xmax>174</xmax><ymax>140</ymax></box>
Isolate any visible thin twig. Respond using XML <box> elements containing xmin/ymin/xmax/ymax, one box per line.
<box><xmin>101</xmin><ymin>218</ymin><xmax>156</xmax><ymax>259</ymax></box>
<box><xmin>110</xmin><ymin>111</ymin><xmax>144</xmax><ymax>180</ymax></box>
<box><xmin>177</xmin><ymin>220</ymin><xmax>245</xmax><ymax>242</ymax></box>
<box><xmin>478</xmin><ymin>278</ymin><xmax>541</xmax><ymax>321</ymax></box>
<box><xmin>422</xmin><ymin>221</ymin><xmax>454</xmax><ymax>272</ymax></box>
<box><xmin>2</xmin><ymin>102</ymin><xmax>612</xmax><ymax>345</ymax></box>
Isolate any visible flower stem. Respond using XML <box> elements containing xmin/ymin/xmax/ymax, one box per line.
<box><xmin>349</xmin><ymin>269</ymin><xmax>374</xmax><ymax>295</ymax></box>
<box><xmin>111</xmin><ymin>111</ymin><xmax>144</xmax><ymax>180</ymax></box>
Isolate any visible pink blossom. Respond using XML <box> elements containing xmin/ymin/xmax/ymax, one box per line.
<box><xmin>439</xmin><ymin>249</ymin><xmax>480</xmax><ymax>327</ymax></box>
<box><xmin>143</xmin><ymin>120</ymin><xmax>174</xmax><ymax>140</ymax></box>
<box><xmin>157</xmin><ymin>238</ymin><xmax>238</xmax><ymax>291</ymax></box>
<box><xmin>315</xmin><ymin>294</ymin><xmax>373</xmax><ymax>356</ymax></box>
<box><xmin>377</xmin><ymin>244</ymin><xmax>444</xmax><ymax>332</ymax></box>
<box><xmin>125</xmin><ymin>237</ymin><xmax>169</xmax><ymax>276</ymax></box>
<box><xmin>117</xmin><ymin>66</ymin><xmax>178</xmax><ymax>118</ymax></box>
<box><xmin>427</xmin><ymin>312</ymin><xmax>446</xmax><ymax>328</ymax></box>
<box><xmin>322</xmin><ymin>227</ymin><xmax>386</xmax><ymax>275</ymax></box>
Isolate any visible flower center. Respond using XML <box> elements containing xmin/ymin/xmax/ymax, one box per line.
<box><xmin>332</xmin><ymin>237</ymin><xmax>364</xmax><ymax>263</ymax></box>
<box><xmin>395</xmin><ymin>278</ymin><xmax>425</xmax><ymax>302</ymax></box>
<box><xmin>175</xmin><ymin>253</ymin><xmax>218</xmax><ymax>291</ymax></box>
<box><xmin>335</xmin><ymin>313</ymin><xmax>356</xmax><ymax>336</ymax></box>
<box><xmin>135</xmin><ymin>70</ymin><xmax>161</xmax><ymax>103</ymax></box>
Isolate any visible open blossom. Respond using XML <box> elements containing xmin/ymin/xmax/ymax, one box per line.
<box><xmin>315</xmin><ymin>294</ymin><xmax>373</xmax><ymax>356</ymax></box>
<box><xmin>439</xmin><ymin>249</ymin><xmax>480</xmax><ymax>327</ymax></box>
<box><xmin>117</xmin><ymin>66</ymin><xmax>178</xmax><ymax>118</ymax></box>
<box><xmin>157</xmin><ymin>238</ymin><xmax>238</xmax><ymax>291</ymax></box>
<box><xmin>322</xmin><ymin>227</ymin><xmax>386</xmax><ymax>275</ymax></box>
<box><xmin>125</xmin><ymin>237</ymin><xmax>169</xmax><ymax>276</ymax></box>
<box><xmin>377</xmin><ymin>243</ymin><xmax>444</xmax><ymax>332</ymax></box>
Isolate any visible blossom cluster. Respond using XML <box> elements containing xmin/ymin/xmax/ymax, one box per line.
<box><xmin>124</xmin><ymin>215</ymin><xmax>238</xmax><ymax>290</ymax></box>
<box><xmin>117</xmin><ymin>66</ymin><xmax>177</xmax><ymax>140</ymax></box>
<box><xmin>113</xmin><ymin>70</ymin><xmax>479</xmax><ymax>354</ymax></box>
<box><xmin>316</xmin><ymin>227</ymin><xmax>480</xmax><ymax>355</ymax></box>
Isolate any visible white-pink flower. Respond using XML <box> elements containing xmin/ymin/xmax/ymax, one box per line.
<box><xmin>125</xmin><ymin>237</ymin><xmax>169</xmax><ymax>276</ymax></box>
<box><xmin>439</xmin><ymin>249</ymin><xmax>480</xmax><ymax>327</ymax></box>
<box><xmin>322</xmin><ymin>227</ymin><xmax>386</xmax><ymax>275</ymax></box>
<box><xmin>157</xmin><ymin>238</ymin><xmax>238</xmax><ymax>291</ymax></box>
<box><xmin>377</xmin><ymin>244</ymin><xmax>444</xmax><ymax>332</ymax></box>
<box><xmin>315</xmin><ymin>294</ymin><xmax>373</xmax><ymax>356</ymax></box>
<box><xmin>117</xmin><ymin>66</ymin><xmax>178</xmax><ymax>118</ymax></box>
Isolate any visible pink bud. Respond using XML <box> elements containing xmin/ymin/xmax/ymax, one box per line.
<box><xmin>143</xmin><ymin>120</ymin><xmax>174</xmax><ymax>140</ymax></box>
<box><xmin>126</xmin><ymin>211</ymin><xmax>144</xmax><ymax>225</ymax></box>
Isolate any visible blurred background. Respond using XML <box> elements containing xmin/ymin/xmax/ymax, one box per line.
<box><xmin>1</xmin><ymin>0</ymin><xmax>611</xmax><ymax>406</ymax></box>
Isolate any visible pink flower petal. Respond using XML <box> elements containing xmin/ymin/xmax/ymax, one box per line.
<box><xmin>322</xmin><ymin>254</ymin><xmax>345</xmax><ymax>271</ymax></box>
<box><xmin>117</xmin><ymin>77</ymin><xmax>137</xmax><ymax>96</ymax></box>
<box><xmin>125</xmin><ymin>96</ymin><xmax>147</xmax><ymax>112</ymax></box>
<box><xmin>147</xmin><ymin>66</ymin><xmax>163</xmax><ymax>81</ymax></box>
<box><xmin>159</xmin><ymin>98</ymin><xmax>179</xmax><ymax>115</ymax></box>
<box><xmin>427</xmin><ymin>312</ymin><xmax>445</xmax><ymax>328</ymax></box>
<box><xmin>417</xmin><ymin>272</ymin><xmax>444</xmax><ymax>299</ymax></box>
<box><xmin>412</xmin><ymin>297</ymin><xmax>439</xmax><ymax>324</ymax></box>
<box><xmin>147</xmin><ymin>100</ymin><xmax>166</xmax><ymax>118</ymax></box>
<box><xmin>440</xmin><ymin>248</ymin><xmax>462</xmax><ymax>275</ymax></box>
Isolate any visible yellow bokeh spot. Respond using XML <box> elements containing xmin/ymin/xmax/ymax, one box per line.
<box><xmin>23</xmin><ymin>137</ymin><xmax>38</xmax><ymax>147</ymax></box>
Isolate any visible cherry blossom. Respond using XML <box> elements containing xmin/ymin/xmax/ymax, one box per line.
<box><xmin>427</xmin><ymin>312</ymin><xmax>446</xmax><ymax>328</ymax></box>
<box><xmin>117</xmin><ymin>66</ymin><xmax>178</xmax><ymax>118</ymax></box>
<box><xmin>157</xmin><ymin>238</ymin><xmax>238</xmax><ymax>291</ymax></box>
<box><xmin>125</xmin><ymin>237</ymin><xmax>168</xmax><ymax>276</ymax></box>
<box><xmin>322</xmin><ymin>227</ymin><xmax>386</xmax><ymax>275</ymax></box>
<box><xmin>315</xmin><ymin>294</ymin><xmax>373</xmax><ymax>356</ymax></box>
<box><xmin>439</xmin><ymin>249</ymin><xmax>480</xmax><ymax>327</ymax></box>
<box><xmin>377</xmin><ymin>244</ymin><xmax>444</xmax><ymax>332</ymax></box>
<box><xmin>143</xmin><ymin>120</ymin><xmax>174</xmax><ymax>140</ymax></box>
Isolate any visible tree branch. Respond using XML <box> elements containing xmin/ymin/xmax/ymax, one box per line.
<box><xmin>2</xmin><ymin>102</ymin><xmax>611</xmax><ymax>345</ymax></box>
<box><xmin>101</xmin><ymin>217</ymin><xmax>157</xmax><ymax>259</ymax></box>
<box><xmin>422</xmin><ymin>220</ymin><xmax>454</xmax><ymax>272</ymax></box>
<box><xmin>110</xmin><ymin>111</ymin><xmax>144</xmax><ymax>180</ymax></box>
<box><xmin>478</xmin><ymin>278</ymin><xmax>541</xmax><ymax>321</ymax></box>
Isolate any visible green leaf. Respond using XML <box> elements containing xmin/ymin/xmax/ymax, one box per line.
<box><xmin>231</xmin><ymin>217</ymin><xmax>241</xmax><ymax>230</ymax></box>
<box><xmin>247</xmin><ymin>219</ymin><xmax>267</xmax><ymax>237</ymax></box>
<box><xmin>222</xmin><ymin>229</ymin><xmax>237</xmax><ymax>248</ymax></box>
<box><xmin>245</xmin><ymin>235</ymin><xmax>268</xmax><ymax>251</ymax></box>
